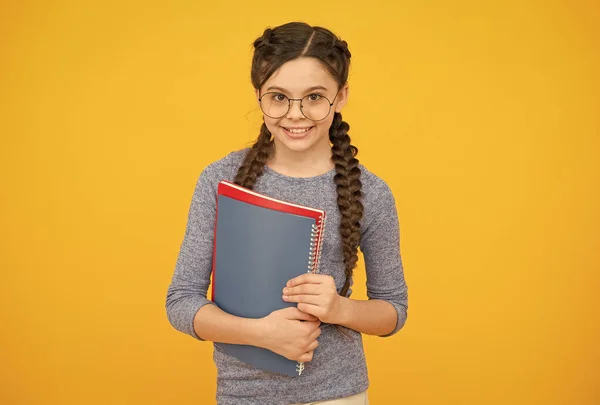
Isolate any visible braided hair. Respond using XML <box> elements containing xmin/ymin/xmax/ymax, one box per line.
<box><xmin>235</xmin><ymin>22</ymin><xmax>363</xmax><ymax>298</ymax></box>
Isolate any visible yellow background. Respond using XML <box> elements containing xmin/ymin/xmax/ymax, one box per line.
<box><xmin>1</xmin><ymin>0</ymin><xmax>598</xmax><ymax>404</ymax></box>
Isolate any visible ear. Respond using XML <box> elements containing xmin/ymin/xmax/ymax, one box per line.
<box><xmin>334</xmin><ymin>83</ymin><xmax>349</xmax><ymax>113</ymax></box>
<box><xmin>255</xmin><ymin>88</ymin><xmax>260</xmax><ymax>102</ymax></box>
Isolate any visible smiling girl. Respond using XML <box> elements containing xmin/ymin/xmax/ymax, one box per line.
<box><xmin>166</xmin><ymin>22</ymin><xmax>408</xmax><ymax>405</ymax></box>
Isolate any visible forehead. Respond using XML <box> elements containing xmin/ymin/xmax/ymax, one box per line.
<box><xmin>262</xmin><ymin>57</ymin><xmax>337</xmax><ymax>93</ymax></box>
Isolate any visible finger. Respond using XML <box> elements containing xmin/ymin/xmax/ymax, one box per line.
<box><xmin>308</xmin><ymin>326</ymin><xmax>322</xmax><ymax>340</ymax></box>
<box><xmin>286</xmin><ymin>273</ymin><xmax>325</xmax><ymax>288</ymax></box>
<box><xmin>283</xmin><ymin>284</ymin><xmax>320</xmax><ymax>297</ymax></box>
<box><xmin>306</xmin><ymin>339</ymin><xmax>319</xmax><ymax>351</ymax></box>
<box><xmin>298</xmin><ymin>350</ymin><xmax>314</xmax><ymax>363</ymax></box>
<box><xmin>282</xmin><ymin>306</ymin><xmax>319</xmax><ymax>321</ymax></box>
<box><xmin>303</xmin><ymin>320</ymin><xmax>321</xmax><ymax>331</ymax></box>
<box><xmin>297</xmin><ymin>303</ymin><xmax>323</xmax><ymax>319</ymax></box>
<box><xmin>283</xmin><ymin>294</ymin><xmax>322</xmax><ymax>305</ymax></box>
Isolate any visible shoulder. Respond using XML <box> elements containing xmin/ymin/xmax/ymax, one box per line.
<box><xmin>358</xmin><ymin>163</ymin><xmax>397</xmax><ymax>207</ymax></box>
<box><xmin>193</xmin><ymin>148</ymin><xmax>249</xmax><ymax>199</ymax></box>
<box><xmin>200</xmin><ymin>148</ymin><xmax>249</xmax><ymax>182</ymax></box>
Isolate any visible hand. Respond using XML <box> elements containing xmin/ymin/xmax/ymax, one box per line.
<box><xmin>258</xmin><ymin>307</ymin><xmax>321</xmax><ymax>363</ymax></box>
<box><xmin>283</xmin><ymin>273</ymin><xmax>346</xmax><ymax>324</ymax></box>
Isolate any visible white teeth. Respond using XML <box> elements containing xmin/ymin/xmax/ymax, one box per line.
<box><xmin>286</xmin><ymin>127</ymin><xmax>312</xmax><ymax>134</ymax></box>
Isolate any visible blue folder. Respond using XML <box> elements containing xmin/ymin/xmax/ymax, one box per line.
<box><xmin>212</xmin><ymin>194</ymin><xmax>318</xmax><ymax>377</ymax></box>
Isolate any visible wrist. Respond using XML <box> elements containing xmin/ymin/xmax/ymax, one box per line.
<box><xmin>240</xmin><ymin>317</ymin><xmax>268</xmax><ymax>347</ymax></box>
<box><xmin>336</xmin><ymin>296</ymin><xmax>353</xmax><ymax>326</ymax></box>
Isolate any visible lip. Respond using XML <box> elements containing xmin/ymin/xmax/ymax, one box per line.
<box><xmin>282</xmin><ymin>126</ymin><xmax>314</xmax><ymax>139</ymax></box>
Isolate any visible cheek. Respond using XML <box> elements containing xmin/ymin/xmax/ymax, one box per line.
<box><xmin>315</xmin><ymin>116</ymin><xmax>335</xmax><ymax>137</ymax></box>
<box><xmin>263</xmin><ymin>117</ymin><xmax>280</xmax><ymax>134</ymax></box>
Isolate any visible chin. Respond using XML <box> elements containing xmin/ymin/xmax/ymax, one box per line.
<box><xmin>275</xmin><ymin>138</ymin><xmax>316</xmax><ymax>153</ymax></box>
<box><xmin>276</xmin><ymin>137</ymin><xmax>319</xmax><ymax>154</ymax></box>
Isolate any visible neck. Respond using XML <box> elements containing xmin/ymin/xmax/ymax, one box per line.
<box><xmin>267</xmin><ymin>137</ymin><xmax>334</xmax><ymax>178</ymax></box>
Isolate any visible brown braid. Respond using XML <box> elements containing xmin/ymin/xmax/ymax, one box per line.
<box><xmin>329</xmin><ymin>112</ymin><xmax>363</xmax><ymax>297</ymax></box>
<box><xmin>233</xmin><ymin>123</ymin><xmax>273</xmax><ymax>189</ymax></box>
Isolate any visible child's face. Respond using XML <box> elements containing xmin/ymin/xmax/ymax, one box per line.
<box><xmin>256</xmin><ymin>57</ymin><xmax>348</xmax><ymax>157</ymax></box>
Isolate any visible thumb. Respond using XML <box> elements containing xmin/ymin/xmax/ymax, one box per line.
<box><xmin>282</xmin><ymin>306</ymin><xmax>319</xmax><ymax>321</ymax></box>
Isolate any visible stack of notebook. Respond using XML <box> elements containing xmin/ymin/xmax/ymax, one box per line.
<box><xmin>210</xmin><ymin>180</ymin><xmax>327</xmax><ymax>377</ymax></box>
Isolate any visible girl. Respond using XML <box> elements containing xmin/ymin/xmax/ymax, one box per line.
<box><xmin>166</xmin><ymin>22</ymin><xmax>408</xmax><ymax>405</ymax></box>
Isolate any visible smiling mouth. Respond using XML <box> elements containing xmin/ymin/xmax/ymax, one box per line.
<box><xmin>283</xmin><ymin>126</ymin><xmax>314</xmax><ymax>134</ymax></box>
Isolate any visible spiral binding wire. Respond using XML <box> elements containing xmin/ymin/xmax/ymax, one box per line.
<box><xmin>306</xmin><ymin>215</ymin><xmax>326</xmax><ymax>274</ymax></box>
<box><xmin>315</xmin><ymin>214</ymin><xmax>326</xmax><ymax>272</ymax></box>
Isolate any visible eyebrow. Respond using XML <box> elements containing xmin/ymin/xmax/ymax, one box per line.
<box><xmin>265</xmin><ymin>85</ymin><xmax>328</xmax><ymax>93</ymax></box>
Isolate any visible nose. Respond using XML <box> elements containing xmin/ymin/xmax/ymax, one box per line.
<box><xmin>286</xmin><ymin>99</ymin><xmax>304</xmax><ymax>120</ymax></box>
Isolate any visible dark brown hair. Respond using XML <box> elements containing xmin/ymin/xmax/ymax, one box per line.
<box><xmin>234</xmin><ymin>22</ymin><xmax>363</xmax><ymax>298</ymax></box>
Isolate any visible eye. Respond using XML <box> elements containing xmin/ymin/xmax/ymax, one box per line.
<box><xmin>270</xmin><ymin>93</ymin><xmax>288</xmax><ymax>102</ymax></box>
<box><xmin>306</xmin><ymin>93</ymin><xmax>322</xmax><ymax>101</ymax></box>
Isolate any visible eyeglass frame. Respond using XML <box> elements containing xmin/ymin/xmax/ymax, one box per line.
<box><xmin>257</xmin><ymin>89</ymin><xmax>341</xmax><ymax>121</ymax></box>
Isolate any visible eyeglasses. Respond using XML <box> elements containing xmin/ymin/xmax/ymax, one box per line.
<box><xmin>258</xmin><ymin>91</ymin><xmax>339</xmax><ymax>121</ymax></box>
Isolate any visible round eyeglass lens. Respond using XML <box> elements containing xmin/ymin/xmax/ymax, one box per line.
<box><xmin>259</xmin><ymin>93</ymin><xmax>289</xmax><ymax>118</ymax></box>
<box><xmin>301</xmin><ymin>94</ymin><xmax>332</xmax><ymax>121</ymax></box>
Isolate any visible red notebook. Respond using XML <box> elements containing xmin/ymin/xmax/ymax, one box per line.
<box><xmin>210</xmin><ymin>180</ymin><xmax>327</xmax><ymax>301</ymax></box>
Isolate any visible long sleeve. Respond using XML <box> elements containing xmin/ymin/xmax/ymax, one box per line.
<box><xmin>165</xmin><ymin>165</ymin><xmax>219</xmax><ymax>341</ymax></box>
<box><xmin>359</xmin><ymin>177</ymin><xmax>408</xmax><ymax>337</ymax></box>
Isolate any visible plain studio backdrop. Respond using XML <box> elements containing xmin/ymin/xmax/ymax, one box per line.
<box><xmin>1</xmin><ymin>1</ymin><xmax>598</xmax><ymax>404</ymax></box>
